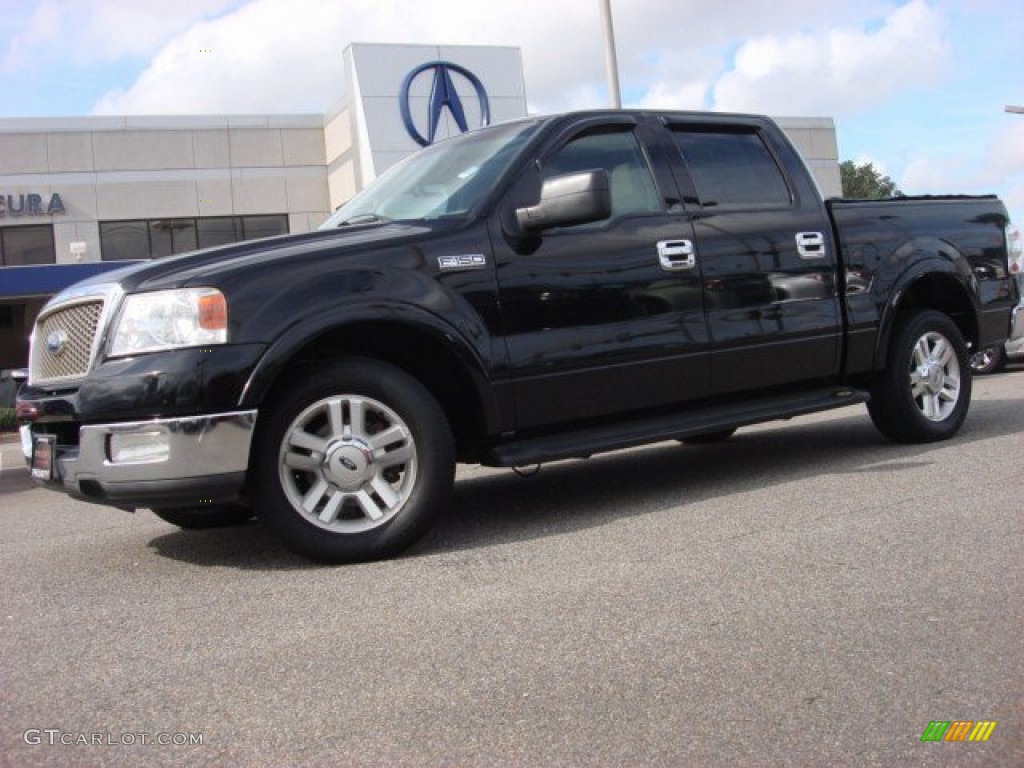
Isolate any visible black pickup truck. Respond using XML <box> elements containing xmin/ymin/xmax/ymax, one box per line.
<box><xmin>17</xmin><ymin>110</ymin><xmax>1017</xmax><ymax>563</ymax></box>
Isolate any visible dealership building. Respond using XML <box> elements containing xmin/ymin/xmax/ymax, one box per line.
<box><xmin>0</xmin><ymin>42</ymin><xmax>842</xmax><ymax>376</ymax></box>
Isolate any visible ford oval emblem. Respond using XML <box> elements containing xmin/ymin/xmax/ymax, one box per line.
<box><xmin>46</xmin><ymin>329</ymin><xmax>69</xmax><ymax>357</ymax></box>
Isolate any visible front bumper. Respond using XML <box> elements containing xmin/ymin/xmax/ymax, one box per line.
<box><xmin>22</xmin><ymin>411</ymin><xmax>256</xmax><ymax>509</ymax></box>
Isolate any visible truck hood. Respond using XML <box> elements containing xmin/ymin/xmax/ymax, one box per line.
<box><xmin>58</xmin><ymin>220</ymin><xmax>445</xmax><ymax>298</ymax></box>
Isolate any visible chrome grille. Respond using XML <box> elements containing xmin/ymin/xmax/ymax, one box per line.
<box><xmin>30</xmin><ymin>300</ymin><xmax>105</xmax><ymax>385</ymax></box>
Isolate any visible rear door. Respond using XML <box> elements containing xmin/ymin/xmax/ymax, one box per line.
<box><xmin>491</xmin><ymin>116</ymin><xmax>710</xmax><ymax>429</ymax></box>
<box><xmin>661</xmin><ymin>118</ymin><xmax>842</xmax><ymax>392</ymax></box>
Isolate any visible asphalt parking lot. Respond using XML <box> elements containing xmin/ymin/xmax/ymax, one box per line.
<box><xmin>1</xmin><ymin>368</ymin><xmax>1021</xmax><ymax>767</ymax></box>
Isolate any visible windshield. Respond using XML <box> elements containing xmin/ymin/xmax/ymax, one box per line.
<box><xmin>321</xmin><ymin>120</ymin><xmax>541</xmax><ymax>228</ymax></box>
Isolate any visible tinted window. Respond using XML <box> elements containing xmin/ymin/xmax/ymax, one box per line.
<box><xmin>100</xmin><ymin>221</ymin><xmax>149</xmax><ymax>261</ymax></box>
<box><xmin>673</xmin><ymin>129</ymin><xmax>791</xmax><ymax>208</ymax></box>
<box><xmin>241</xmin><ymin>214</ymin><xmax>288</xmax><ymax>241</ymax></box>
<box><xmin>197</xmin><ymin>217</ymin><xmax>240</xmax><ymax>249</ymax></box>
<box><xmin>101</xmin><ymin>215</ymin><xmax>289</xmax><ymax>260</ymax></box>
<box><xmin>544</xmin><ymin>129</ymin><xmax>661</xmax><ymax>219</ymax></box>
<box><xmin>0</xmin><ymin>225</ymin><xmax>55</xmax><ymax>266</ymax></box>
<box><xmin>322</xmin><ymin>121</ymin><xmax>541</xmax><ymax>227</ymax></box>
<box><xmin>150</xmin><ymin>219</ymin><xmax>197</xmax><ymax>258</ymax></box>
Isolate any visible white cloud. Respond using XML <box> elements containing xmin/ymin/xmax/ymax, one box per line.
<box><xmin>897</xmin><ymin>121</ymin><xmax>1024</xmax><ymax>229</ymax></box>
<box><xmin>84</xmin><ymin>0</ymin><xmax>922</xmax><ymax>116</ymax></box>
<box><xmin>1</xmin><ymin>0</ymin><xmax>241</xmax><ymax>70</ymax></box>
<box><xmin>710</xmin><ymin>0</ymin><xmax>948</xmax><ymax>116</ymax></box>
<box><xmin>635</xmin><ymin>80</ymin><xmax>708</xmax><ymax>111</ymax></box>
<box><xmin>902</xmin><ymin>122</ymin><xmax>1024</xmax><ymax>195</ymax></box>
<box><xmin>92</xmin><ymin>0</ymin><xmax>618</xmax><ymax>115</ymax></box>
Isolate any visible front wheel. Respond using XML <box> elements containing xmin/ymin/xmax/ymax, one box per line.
<box><xmin>251</xmin><ymin>359</ymin><xmax>455</xmax><ymax>563</ymax></box>
<box><xmin>867</xmin><ymin>310</ymin><xmax>971</xmax><ymax>443</ymax></box>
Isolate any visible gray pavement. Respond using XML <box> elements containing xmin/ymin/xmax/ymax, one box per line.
<box><xmin>1</xmin><ymin>369</ymin><xmax>1022</xmax><ymax>767</ymax></box>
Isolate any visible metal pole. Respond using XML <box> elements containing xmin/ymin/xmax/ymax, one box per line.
<box><xmin>599</xmin><ymin>0</ymin><xmax>622</xmax><ymax>108</ymax></box>
<box><xmin>1006</xmin><ymin>105</ymin><xmax>1024</xmax><ymax>114</ymax></box>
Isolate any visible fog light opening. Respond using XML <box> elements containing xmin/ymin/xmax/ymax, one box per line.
<box><xmin>108</xmin><ymin>432</ymin><xmax>170</xmax><ymax>464</ymax></box>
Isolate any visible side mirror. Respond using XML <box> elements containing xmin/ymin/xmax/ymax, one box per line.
<box><xmin>515</xmin><ymin>169</ymin><xmax>611</xmax><ymax>233</ymax></box>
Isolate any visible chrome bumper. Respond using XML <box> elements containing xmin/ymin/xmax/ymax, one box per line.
<box><xmin>23</xmin><ymin>411</ymin><xmax>256</xmax><ymax>509</ymax></box>
<box><xmin>1008</xmin><ymin>303</ymin><xmax>1024</xmax><ymax>358</ymax></box>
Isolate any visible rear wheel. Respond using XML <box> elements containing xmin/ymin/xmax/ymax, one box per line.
<box><xmin>868</xmin><ymin>310</ymin><xmax>971</xmax><ymax>443</ymax></box>
<box><xmin>252</xmin><ymin>359</ymin><xmax>455</xmax><ymax>563</ymax></box>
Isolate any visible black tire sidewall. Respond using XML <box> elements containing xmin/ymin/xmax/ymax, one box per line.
<box><xmin>252</xmin><ymin>359</ymin><xmax>454</xmax><ymax>563</ymax></box>
<box><xmin>869</xmin><ymin>310</ymin><xmax>972</xmax><ymax>443</ymax></box>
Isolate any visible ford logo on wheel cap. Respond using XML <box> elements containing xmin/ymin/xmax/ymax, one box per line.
<box><xmin>46</xmin><ymin>329</ymin><xmax>69</xmax><ymax>357</ymax></box>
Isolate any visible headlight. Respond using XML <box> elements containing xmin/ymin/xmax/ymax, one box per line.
<box><xmin>108</xmin><ymin>288</ymin><xmax>228</xmax><ymax>357</ymax></box>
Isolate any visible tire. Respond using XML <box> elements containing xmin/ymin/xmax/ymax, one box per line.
<box><xmin>152</xmin><ymin>504</ymin><xmax>253</xmax><ymax>529</ymax></box>
<box><xmin>251</xmin><ymin>359</ymin><xmax>455</xmax><ymax>564</ymax></box>
<box><xmin>680</xmin><ymin>428</ymin><xmax>738</xmax><ymax>445</ymax></box>
<box><xmin>868</xmin><ymin>310</ymin><xmax>971</xmax><ymax>443</ymax></box>
<box><xmin>969</xmin><ymin>344</ymin><xmax>1006</xmax><ymax>375</ymax></box>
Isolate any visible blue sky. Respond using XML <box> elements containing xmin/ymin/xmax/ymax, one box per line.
<box><xmin>2</xmin><ymin>0</ymin><xmax>1021</xmax><ymax>221</ymax></box>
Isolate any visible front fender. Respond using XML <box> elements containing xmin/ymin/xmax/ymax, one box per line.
<box><xmin>237</xmin><ymin>300</ymin><xmax>495</xmax><ymax>410</ymax></box>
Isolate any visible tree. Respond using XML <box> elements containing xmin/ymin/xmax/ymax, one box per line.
<box><xmin>840</xmin><ymin>160</ymin><xmax>902</xmax><ymax>199</ymax></box>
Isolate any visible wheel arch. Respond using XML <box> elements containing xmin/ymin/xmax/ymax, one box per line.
<box><xmin>240</xmin><ymin>311</ymin><xmax>501</xmax><ymax>461</ymax></box>
<box><xmin>873</xmin><ymin>246</ymin><xmax>980</xmax><ymax>370</ymax></box>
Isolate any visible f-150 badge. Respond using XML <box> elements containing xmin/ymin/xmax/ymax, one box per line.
<box><xmin>438</xmin><ymin>254</ymin><xmax>487</xmax><ymax>271</ymax></box>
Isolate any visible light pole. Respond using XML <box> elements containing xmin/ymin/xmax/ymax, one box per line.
<box><xmin>1006</xmin><ymin>105</ymin><xmax>1024</xmax><ymax>114</ymax></box>
<box><xmin>599</xmin><ymin>0</ymin><xmax>622</xmax><ymax>108</ymax></box>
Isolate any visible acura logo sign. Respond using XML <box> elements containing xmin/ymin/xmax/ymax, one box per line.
<box><xmin>399</xmin><ymin>61</ymin><xmax>490</xmax><ymax>147</ymax></box>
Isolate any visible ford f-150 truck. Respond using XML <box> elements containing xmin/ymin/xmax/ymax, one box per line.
<box><xmin>17</xmin><ymin>110</ymin><xmax>1018</xmax><ymax>563</ymax></box>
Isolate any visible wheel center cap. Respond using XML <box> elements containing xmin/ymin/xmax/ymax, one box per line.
<box><xmin>924</xmin><ymin>362</ymin><xmax>945</xmax><ymax>393</ymax></box>
<box><xmin>323</xmin><ymin>442</ymin><xmax>374</xmax><ymax>490</ymax></box>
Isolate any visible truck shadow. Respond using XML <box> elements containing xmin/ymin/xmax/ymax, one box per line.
<box><xmin>0</xmin><ymin>466</ymin><xmax>35</xmax><ymax>495</ymax></box>
<box><xmin>146</xmin><ymin>397</ymin><xmax>1023</xmax><ymax>569</ymax></box>
<box><xmin>415</xmin><ymin>397</ymin><xmax>1024</xmax><ymax>556</ymax></box>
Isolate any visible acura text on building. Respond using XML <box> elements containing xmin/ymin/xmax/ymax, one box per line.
<box><xmin>0</xmin><ymin>193</ymin><xmax>66</xmax><ymax>217</ymax></box>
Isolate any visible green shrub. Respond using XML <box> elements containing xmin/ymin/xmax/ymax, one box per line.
<box><xmin>0</xmin><ymin>407</ymin><xmax>16</xmax><ymax>432</ymax></box>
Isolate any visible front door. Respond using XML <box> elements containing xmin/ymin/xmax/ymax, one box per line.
<box><xmin>492</xmin><ymin>119</ymin><xmax>709</xmax><ymax>429</ymax></box>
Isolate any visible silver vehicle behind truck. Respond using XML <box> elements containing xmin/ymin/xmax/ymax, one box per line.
<box><xmin>971</xmin><ymin>231</ymin><xmax>1023</xmax><ymax>373</ymax></box>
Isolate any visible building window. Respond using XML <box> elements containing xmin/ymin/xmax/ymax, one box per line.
<box><xmin>100</xmin><ymin>215</ymin><xmax>288</xmax><ymax>261</ymax></box>
<box><xmin>197</xmin><ymin>217</ymin><xmax>241</xmax><ymax>249</ymax></box>
<box><xmin>99</xmin><ymin>221</ymin><xmax>149</xmax><ymax>262</ymax></box>
<box><xmin>150</xmin><ymin>219</ymin><xmax>197</xmax><ymax>258</ymax></box>
<box><xmin>1</xmin><ymin>225</ymin><xmax>56</xmax><ymax>266</ymax></box>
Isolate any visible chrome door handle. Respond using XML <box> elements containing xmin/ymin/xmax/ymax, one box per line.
<box><xmin>658</xmin><ymin>240</ymin><xmax>696</xmax><ymax>271</ymax></box>
<box><xmin>796</xmin><ymin>231</ymin><xmax>826</xmax><ymax>259</ymax></box>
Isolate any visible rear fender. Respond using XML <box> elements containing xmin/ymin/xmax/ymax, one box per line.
<box><xmin>873</xmin><ymin>238</ymin><xmax>979</xmax><ymax>369</ymax></box>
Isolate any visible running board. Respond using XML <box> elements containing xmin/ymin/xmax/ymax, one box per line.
<box><xmin>484</xmin><ymin>387</ymin><xmax>869</xmax><ymax>467</ymax></box>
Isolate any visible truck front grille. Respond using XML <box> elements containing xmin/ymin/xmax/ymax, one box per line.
<box><xmin>30</xmin><ymin>300</ymin><xmax>106</xmax><ymax>386</ymax></box>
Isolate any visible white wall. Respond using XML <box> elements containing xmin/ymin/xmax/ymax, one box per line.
<box><xmin>0</xmin><ymin>115</ymin><xmax>332</xmax><ymax>263</ymax></box>
<box><xmin>344</xmin><ymin>43</ymin><xmax>528</xmax><ymax>195</ymax></box>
